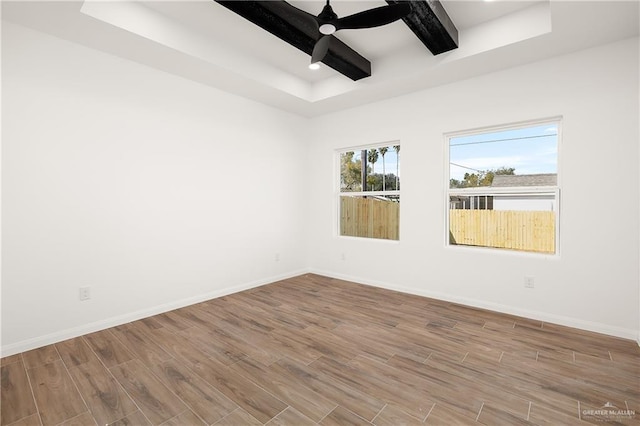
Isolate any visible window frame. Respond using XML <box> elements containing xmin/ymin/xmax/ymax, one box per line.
<box><xmin>444</xmin><ymin>117</ymin><xmax>561</xmax><ymax>256</ymax></box>
<box><xmin>336</xmin><ymin>142</ymin><xmax>401</xmax><ymax>242</ymax></box>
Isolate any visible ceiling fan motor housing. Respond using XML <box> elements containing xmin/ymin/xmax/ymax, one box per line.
<box><xmin>318</xmin><ymin>3</ymin><xmax>338</xmax><ymax>34</ymax></box>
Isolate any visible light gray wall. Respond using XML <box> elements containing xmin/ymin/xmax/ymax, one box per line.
<box><xmin>307</xmin><ymin>37</ymin><xmax>640</xmax><ymax>339</ymax></box>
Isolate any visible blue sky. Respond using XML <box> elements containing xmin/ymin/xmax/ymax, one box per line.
<box><xmin>449</xmin><ymin>123</ymin><xmax>558</xmax><ymax>181</ymax></box>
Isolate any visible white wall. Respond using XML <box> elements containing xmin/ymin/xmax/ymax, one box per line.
<box><xmin>1</xmin><ymin>22</ymin><xmax>309</xmax><ymax>355</ymax></box>
<box><xmin>307</xmin><ymin>37</ymin><xmax>640</xmax><ymax>339</ymax></box>
<box><xmin>2</xmin><ymin>21</ymin><xmax>639</xmax><ymax>355</ymax></box>
<box><xmin>493</xmin><ymin>195</ymin><xmax>555</xmax><ymax>212</ymax></box>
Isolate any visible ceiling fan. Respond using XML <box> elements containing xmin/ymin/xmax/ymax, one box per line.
<box><xmin>216</xmin><ymin>0</ymin><xmax>458</xmax><ymax>80</ymax></box>
<box><xmin>287</xmin><ymin>0</ymin><xmax>413</xmax><ymax>67</ymax></box>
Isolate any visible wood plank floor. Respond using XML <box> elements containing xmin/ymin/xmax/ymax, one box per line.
<box><xmin>2</xmin><ymin>274</ymin><xmax>639</xmax><ymax>425</ymax></box>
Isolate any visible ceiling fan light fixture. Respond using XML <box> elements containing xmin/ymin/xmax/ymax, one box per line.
<box><xmin>319</xmin><ymin>23</ymin><xmax>336</xmax><ymax>35</ymax></box>
<box><xmin>309</xmin><ymin>62</ymin><xmax>321</xmax><ymax>70</ymax></box>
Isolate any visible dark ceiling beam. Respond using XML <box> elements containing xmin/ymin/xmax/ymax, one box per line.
<box><xmin>214</xmin><ymin>1</ymin><xmax>371</xmax><ymax>81</ymax></box>
<box><xmin>388</xmin><ymin>0</ymin><xmax>458</xmax><ymax>55</ymax></box>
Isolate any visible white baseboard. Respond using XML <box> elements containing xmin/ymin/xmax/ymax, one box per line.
<box><xmin>3</xmin><ymin>268</ymin><xmax>637</xmax><ymax>356</ymax></box>
<box><xmin>0</xmin><ymin>269</ymin><xmax>308</xmax><ymax>357</ymax></box>
<box><xmin>309</xmin><ymin>268</ymin><xmax>639</xmax><ymax>342</ymax></box>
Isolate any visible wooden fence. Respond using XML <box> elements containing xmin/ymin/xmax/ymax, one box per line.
<box><xmin>340</xmin><ymin>196</ymin><xmax>399</xmax><ymax>240</ymax></box>
<box><xmin>449</xmin><ymin>210</ymin><xmax>555</xmax><ymax>253</ymax></box>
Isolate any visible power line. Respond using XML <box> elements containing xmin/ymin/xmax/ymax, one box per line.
<box><xmin>450</xmin><ymin>133</ymin><xmax>557</xmax><ymax>147</ymax></box>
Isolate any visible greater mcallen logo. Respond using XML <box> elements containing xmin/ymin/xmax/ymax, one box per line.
<box><xmin>581</xmin><ymin>402</ymin><xmax>636</xmax><ymax>422</ymax></box>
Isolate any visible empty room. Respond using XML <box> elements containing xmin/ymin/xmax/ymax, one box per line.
<box><xmin>1</xmin><ymin>0</ymin><xmax>639</xmax><ymax>425</ymax></box>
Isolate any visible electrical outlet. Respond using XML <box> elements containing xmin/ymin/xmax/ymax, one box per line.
<box><xmin>524</xmin><ymin>276</ymin><xmax>535</xmax><ymax>288</ymax></box>
<box><xmin>275</xmin><ymin>252</ymin><xmax>280</xmax><ymax>262</ymax></box>
<box><xmin>341</xmin><ymin>253</ymin><xmax>346</xmax><ymax>261</ymax></box>
<box><xmin>79</xmin><ymin>286</ymin><xmax>91</xmax><ymax>301</ymax></box>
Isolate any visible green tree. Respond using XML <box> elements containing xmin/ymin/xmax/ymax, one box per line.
<box><xmin>340</xmin><ymin>151</ymin><xmax>362</xmax><ymax>191</ymax></box>
<box><xmin>378</xmin><ymin>147</ymin><xmax>388</xmax><ymax>191</ymax></box>
<box><xmin>464</xmin><ymin>172</ymin><xmax>480</xmax><ymax>187</ymax></box>
<box><xmin>450</xmin><ymin>167</ymin><xmax>516</xmax><ymax>189</ymax></box>
<box><xmin>495</xmin><ymin>167</ymin><xmax>516</xmax><ymax>175</ymax></box>
<box><xmin>365</xmin><ymin>173</ymin><xmax>399</xmax><ymax>191</ymax></box>
<box><xmin>481</xmin><ymin>167</ymin><xmax>516</xmax><ymax>186</ymax></box>
<box><xmin>367</xmin><ymin>149</ymin><xmax>379</xmax><ymax>183</ymax></box>
<box><xmin>367</xmin><ymin>175</ymin><xmax>378</xmax><ymax>191</ymax></box>
<box><xmin>393</xmin><ymin>145</ymin><xmax>400</xmax><ymax>190</ymax></box>
<box><xmin>449</xmin><ymin>178</ymin><xmax>462</xmax><ymax>188</ymax></box>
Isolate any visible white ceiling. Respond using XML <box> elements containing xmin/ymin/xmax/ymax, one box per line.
<box><xmin>2</xmin><ymin>1</ymin><xmax>639</xmax><ymax>117</ymax></box>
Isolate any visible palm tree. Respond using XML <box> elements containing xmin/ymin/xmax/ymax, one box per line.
<box><xmin>378</xmin><ymin>147</ymin><xmax>388</xmax><ymax>191</ymax></box>
<box><xmin>367</xmin><ymin>149</ymin><xmax>379</xmax><ymax>190</ymax></box>
<box><xmin>393</xmin><ymin>145</ymin><xmax>400</xmax><ymax>190</ymax></box>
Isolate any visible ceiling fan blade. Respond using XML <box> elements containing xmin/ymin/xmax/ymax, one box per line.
<box><xmin>311</xmin><ymin>35</ymin><xmax>332</xmax><ymax>63</ymax></box>
<box><xmin>336</xmin><ymin>3</ymin><xmax>412</xmax><ymax>31</ymax></box>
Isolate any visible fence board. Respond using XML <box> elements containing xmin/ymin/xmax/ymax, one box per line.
<box><xmin>449</xmin><ymin>210</ymin><xmax>555</xmax><ymax>253</ymax></box>
<box><xmin>340</xmin><ymin>196</ymin><xmax>399</xmax><ymax>240</ymax></box>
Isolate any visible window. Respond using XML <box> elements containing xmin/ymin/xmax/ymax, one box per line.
<box><xmin>339</xmin><ymin>144</ymin><xmax>400</xmax><ymax>240</ymax></box>
<box><xmin>446</xmin><ymin>119</ymin><xmax>559</xmax><ymax>254</ymax></box>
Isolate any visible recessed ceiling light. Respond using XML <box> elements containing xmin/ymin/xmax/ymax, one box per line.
<box><xmin>309</xmin><ymin>62</ymin><xmax>321</xmax><ymax>70</ymax></box>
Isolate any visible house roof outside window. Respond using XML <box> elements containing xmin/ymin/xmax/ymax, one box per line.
<box><xmin>491</xmin><ymin>173</ymin><xmax>557</xmax><ymax>187</ymax></box>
